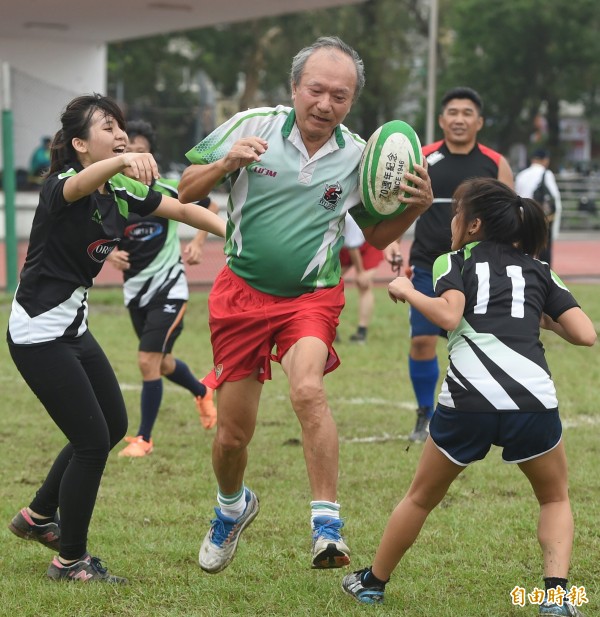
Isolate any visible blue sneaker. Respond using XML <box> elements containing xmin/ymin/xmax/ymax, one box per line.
<box><xmin>342</xmin><ymin>568</ymin><xmax>385</xmax><ymax>604</ymax></box>
<box><xmin>198</xmin><ymin>488</ymin><xmax>259</xmax><ymax>573</ymax></box>
<box><xmin>540</xmin><ymin>600</ymin><xmax>585</xmax><ymax>616</ymax></box>
<box><xmin>311</xmin><ymin>516</ymin><xmax>350</xmax><ymax>569</ymax></box>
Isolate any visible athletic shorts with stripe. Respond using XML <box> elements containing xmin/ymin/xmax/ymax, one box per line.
<box><xmin>203</xmin><ymin>266</ymin><xmax>344</xmax><ymax>389</ymax></box>
<box><xmin>128</xmin><ymin>298</ymin><xmax>186</xmax><ymax>354</ymax></box>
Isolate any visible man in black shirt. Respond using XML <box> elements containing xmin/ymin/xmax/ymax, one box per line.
<box><xmin>387</xmin><ymin>87</ymin><xmax>514</xmax><ymax>441</ymax></box>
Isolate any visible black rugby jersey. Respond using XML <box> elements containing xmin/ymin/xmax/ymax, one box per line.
<box><xmin>433</xmin><ymin>241</ymin><xmax>579</xmax><ymax>413</ymax></box>
<box><xmin>411</xmin><ymin>141</ymin><xmax>501</xmax><ymax>269</ymax></box>
<box><xmin>8</xmin><ymin>169</ymin><xmax>162</xmax><ymax>345</ymax></box>
<box><xmin>117</xmin><ymin>179</ymin><xmax>210</xmax><ymax>308</ymax></box>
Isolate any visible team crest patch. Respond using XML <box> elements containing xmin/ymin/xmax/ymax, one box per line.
<box><xmin>215</xmin><ymin>364</ymin><xmax>223</xmax><ymax>379</ymax></box>
<box><xmin>319</xmin><ymin>182</ymin><xmax>343</xmax><ymax>211</ymax></box>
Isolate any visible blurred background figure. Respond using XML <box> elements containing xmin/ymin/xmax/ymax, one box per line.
<box><xmin>385</xmin><ymin>86</ymin><xmax>514</xmax><ymax>443</ymax></box>
<box><xmin>28</xmin><ymin>136</ymin><xmax>52</xmax><ymax>186</ymax></box>
<box><xmin>108</xmin><ymin>119</ymin><xmax>219</xmax><ymax>458</ymax></box>
<box><xmin>515</xmin><ymin>148</ymin><xmax>562</xmax><ymax>265</ymax></box>
<box><xmin>339</xmin><ymin>212</ymin><xmax>384</xmax><ymax>344</ymax></box>
<box><xmin>529</xmin><ymin>113</ymin><xmax>549</xmax><ymax>155</ymax></box>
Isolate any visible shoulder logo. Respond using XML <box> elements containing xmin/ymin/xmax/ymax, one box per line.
<box><xmin>319</xmin><ymin>182</ymin><xmax>343</xmax><ymax>211</ymax></box>
<box><xmin>91</xmin><ymin>208</ymin><xmax>102</xmax><ymax>224</ymax></box>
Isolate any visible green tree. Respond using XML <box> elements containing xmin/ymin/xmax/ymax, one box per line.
<box><xmin>108</xmin><ymin>0</ymin><xmax>427</xmax><ymax>167</ymax></box>
<box><xmin>440</xmin><ymin>0</ymin><xmax>600</xmax><ymax>164</ymax></box>
<box><xmin>108</xmin><ymin>0</ymin><xmax>600</xmax><ymax>169</ymax></box>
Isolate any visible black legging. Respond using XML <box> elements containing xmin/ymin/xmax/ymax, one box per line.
<box><xmin>9</xmin><ymin>330</ymin><xmax>127</xmax><ymax>560</ymax></box>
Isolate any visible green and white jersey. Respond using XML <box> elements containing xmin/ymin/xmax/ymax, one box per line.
<box><xmin>186</xmin><ymin>105</ymin><xmax>368</xmax><ymax>296</ymax></box>
<box><xmin>118</xmin><ymin>178</ymin><xmax>186</xmax><ymax>308</ymax></box>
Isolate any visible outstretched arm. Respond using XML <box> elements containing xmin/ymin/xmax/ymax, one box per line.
<box><xmin>63</xmin><ymin>153</ymin><xmax>159</xmax><ymax>202</ymax></box>
<box><xmin>154</xmin><ymin>195</ymin><xmax>226</xmax><ymax>238</ymax></box>
<box><xmin>183</xmin><ymin>200</ymin><xmax>221</xmax><ymax>265</ymax></box>
<box><xmin>388</xmin><ymin>276</ymin><xmax>465</xmax><ymax>332</ymax></box>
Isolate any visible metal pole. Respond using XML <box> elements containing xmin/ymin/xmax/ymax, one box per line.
<box><xmin>2</xmin><ymin>61</ymin><xmax>18</xmax><ymax>293</ymax></box>
<box><xmin>425</xmin><ymin>0</ymin><xmax>439</xmax><ymax>145</ymax></box>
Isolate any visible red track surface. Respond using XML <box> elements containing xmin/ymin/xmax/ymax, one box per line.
<box><xmin>2</xmin><ymin>233</ymin><xmax>599</xmax><ymax>291</ymax></box>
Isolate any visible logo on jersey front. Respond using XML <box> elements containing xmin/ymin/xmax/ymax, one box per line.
<box><xmin>319</xmin><ymin>182</ymin><xmax>343</xmax><ymax>211</ymax></box>
<box><xmin>87</xmin><ymin>238</ymin><xmax>120</xmax><ymax>263</ymax></box>
<box><xmin>91</xmin><ymin>208</ymin><xmax>103</xmax><ymax>224</ymax></box>
<box><xmin>427</xmin><ymin>151</ymin><xmax>445</xmax><ymax>166</ymax></box>
<box><xmin>247</xmin><ymin>163</ymin><xmax>277</xmax><ymax>178</ymax></box>
<box><xmin>125</xmin><ymin>222</ymin><xmax>163</xmax><ymax>242</ymax></box>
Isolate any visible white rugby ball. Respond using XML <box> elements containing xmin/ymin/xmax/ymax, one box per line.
<box><xmin>359</xmin><ymin>120</ymin><xmax>423</xmax><ymax>220</ymax></box>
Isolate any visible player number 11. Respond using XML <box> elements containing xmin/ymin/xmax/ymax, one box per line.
<box><xmin>474</xmin><ymin>262</ymin><xmax>525</xmax><ymax>318</ymax></box>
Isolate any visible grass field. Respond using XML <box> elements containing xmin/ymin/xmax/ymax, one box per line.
<box><xmin>0</xmin><ymin>283</ymin><xmax>598</xmax><ymax>617</ymax></box>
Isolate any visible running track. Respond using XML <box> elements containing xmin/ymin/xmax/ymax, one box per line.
<box><xmin>1</xmin><ymin>232</ymin><xmax>599</xmax><ymax>291</ymax></box>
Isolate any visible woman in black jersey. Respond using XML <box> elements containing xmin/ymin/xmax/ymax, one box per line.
<box><xmin>342</xmin><ymin>178</ymin><xmax>596</xmax><ymax>616</ymax></box>
<box><xmin>6</xmin><ymin>94</ymin><xmax>225</xmax><ymax>583</ymax></box>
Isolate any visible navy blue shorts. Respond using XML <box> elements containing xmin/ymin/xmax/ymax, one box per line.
<box><xmin>429</xmin><ymin>405</ymin><xmax>563</xmax><ymax>466</ymax></box>
<box><xmin>409</xmin><ymin>266</ymin><xmax>445</xmax><ymax>337</ymax></box>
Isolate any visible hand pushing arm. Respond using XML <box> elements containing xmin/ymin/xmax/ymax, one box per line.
<box><xmin>63</xmin><ymin>153</ymin><xmax>159</xmax><ymax>202</ymax></box>
<box><xmin>388</xmin><ymin>277</ymin><xmax>465</xmax><ymax>332</ymax></box>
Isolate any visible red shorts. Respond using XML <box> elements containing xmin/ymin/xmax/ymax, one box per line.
<box><xmin>339</xmin><ymin>242</ymin><xmax>384</xmax><ymax>270</ymax></box>
<box><xmin>203</xmin><ymin>267</ymin><xmax>345</xmax><ymax>388</ymax></box>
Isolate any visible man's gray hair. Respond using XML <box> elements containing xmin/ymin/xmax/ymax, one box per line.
<box><xmin>290</xmin><ymin>36</ymin><xmax>365</xmax><ymax>101</ymax></box>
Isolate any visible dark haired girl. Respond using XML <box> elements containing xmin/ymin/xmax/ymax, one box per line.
<box><xmin>7</xmin><ymin>94</ymin><xmax>224</xmax><ymax>583</ymax></box>
<box><xmin>343</xmin><ymin>178</ymin><xmax>595</xmax><ymax>617</ymax></box>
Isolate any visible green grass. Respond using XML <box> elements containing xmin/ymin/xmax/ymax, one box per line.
<box><xmin>0</xmin><ymin>284</ymin><xmax>598</xmax><ymax>617</ymax></box>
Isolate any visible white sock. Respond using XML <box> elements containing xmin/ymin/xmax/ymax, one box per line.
<box><xmin>310</xmin><ymin>500</ymin><xmax>340</xmax><ymax>526</ymax></box>
<box><xmin>218</xmin><ymin>487</ymin><xmax>246</xmax><ymax>520</ymax></box>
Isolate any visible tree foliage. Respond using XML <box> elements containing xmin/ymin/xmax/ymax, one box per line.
<box><xmin>107</xmin><ymin>0</ymin><xmax>600</xmax><ymax>169</ymax></box>
<box><xmin>108</xmin><ymin>0</ymin><xmax>424</xmax><ymax>166</ymax></box>
<box><xmin>440</xmin><ymin>0</ymin><xmax>600</xmax><ymax>159</ymax></box>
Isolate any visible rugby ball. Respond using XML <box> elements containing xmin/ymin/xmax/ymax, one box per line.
<box><xmin>359</xmin><ymin>120</ymin><xmax>423</xmax><ymax>220</ymax></box>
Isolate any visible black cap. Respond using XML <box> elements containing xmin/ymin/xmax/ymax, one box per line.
<box><xmin>531</xmin><ymin>148</ymin><xmax>549</xmax><ymax>160</ymax></box>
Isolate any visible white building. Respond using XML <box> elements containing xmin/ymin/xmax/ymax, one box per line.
<box><xmin>0</xmin><ymin>0</ymin><xmax>363</xmax><ymax>171</ymax></box>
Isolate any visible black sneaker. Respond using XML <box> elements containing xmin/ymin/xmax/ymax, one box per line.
<box><xmin>47</xmin><ymin>553</ymin><xmax>128</xmax><ymax>584</ymax></box>
<box><xmin>409</xmin><ymin>407</ymin><xmax>430</xmax><ymax>442</ymax></box>
<box><xmin>342</xmin><ymin>568</ymin><xmax>385</xmax><ymax>604</ymax></box>
<box><xmin>8</xmin><ymin>508</ymin><xmax>60</xmax><ymax>551</ymax></box>
<box><xmin>349</xmin><ymin>330</ymin><xmax>366</xmax><ymax>344</ymax></box>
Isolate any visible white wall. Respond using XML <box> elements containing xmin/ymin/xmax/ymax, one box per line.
<box><xmin>0</xmin><ymin>37</ymin><xmax>106</xmax><ymax>171</ymax></box>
